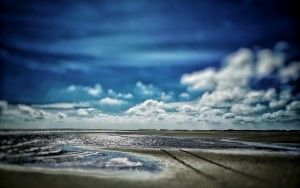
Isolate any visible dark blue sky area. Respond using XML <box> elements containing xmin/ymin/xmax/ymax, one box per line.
<box><xmin>0</xmin><ymin>0</ymin><xmax>299</xmax><ymax>104</ymax></box>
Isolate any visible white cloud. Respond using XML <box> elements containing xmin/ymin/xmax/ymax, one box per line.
<box><xmin>243</xmin><ymin>89</ymin><xmax>276</xmax><ymax>104</ymax></box>
<box><xmin>179</xmin><ymin>92</ymin><xmax>190</xmax><ymax>100</ymax></box>
<box><xmin>177</xmin><ymin>104</ymin><xmax>198</xmax><ymax>113</ymax></box>
<box><xmin>67</xmin><ymin>84</ymin><xmax>103</xmax><ymax>96</ymax></box>
<box><xmin>231</xmin><ymin>103</ymin><xmax>266</xmax><ymax>115</ymax></box>
<box><xmin>200</xmin><ymin>88</ymin><xmax>246</xmax><ymax>107</ymax></box>
<box><xmin>0</xmin><ymin>100</ymin><xmax>8</xmax><ymax>114</ymax></box>
<box><xmin>75</xmin><ymin>108</ymin><xmax>100</xmax><ymax>117</ymax></box>
<box><xmin>18</xmin><ymin>104</ymin><xmax>36</xmax><ymax>115</ymax></box>
<box><xmin>217</xmin><ymin>48</ymin><xmax>254</xmax><ymax>90</ymax></box>
<box><xmin>269</xmin><ymin>100</ymin><xmax>287</xmax><ymax>109</ymax></box>
<box><xmin>77</xmin><ymin>108</ymin><xmax>89</xmax><ymax>116</ymax></box>
<box><xmin>199</xmin><ymin>106</ymin><xmax>225</xmax><ymax>119</ymax></box>
<box><xmin>262</xmin><ymin>110</ymin><xmax>286</xmax><ymax>119</ymax></box>
<box><xmin>1</xmin><ymin>45</ymin><xmax>299</xmax><ymax>130</ymax></box>
<box><xmin>224</xmin><ymin>48</ymin><xmax>254</xmax><ymax>67</ymax></box>
<box><xmin>1</xmin><ymin>103</ymin><xmax>52</xmax><ymax>121</ymax></box>
<box><xmin>57</xmin><ymin>112</ymin><xmax>67</xmax><ymax>119</ymax></box>
<box><xmin>108</xmin><ymin>89</ymin><xmax>133</xmax><ymax>100</ymax></box>
<box><xmin>181</xmin><ymin>68</ymin><xmax>217</xmax><ymax>90</ymax></box>
<box><xmin>223</xmin><ymin>113</ymin><xmax>235</xmax><ymax>119</ymax></box>
<box><xmin>181</xmin><ymin>47</ymin><xmax>298</xmax><ymax>94</ymax></box>
<box><xmin>261</xmin><ymin>108</ymin><xmax>300</xmax><ymax>122</ymax></box>
<box><xmin>286</xmin><ymin>101</ymin><xmax>300</xmax><ymax>112</ymax></box>
<box><xmin>181</xmin><ymin>49</ymin><xmax>254</xmax><ymax>92</ymax></box>
<box><xmin>160</xmin><ymin>92</ymin><xmax>173</xmax><ymax>101</ymax></box>
<box><xmin>175</xmin><ymin>46</ymin><xmax>299</xmax><ymax>128</ymax></box>
<box><xmin>279</xmin><ymin>62</ymin><xmax>300</xmax><ymax>83</ymax></box>
<box><xmin>84</xmin><ymin>84</ymin><xmax>103</xmax><ymax>96</ymax></box>
<box><xmin>256</xmin><ymin>49</ymin><xmax>284</xmax><ymax>76</ymax></box>
<box><xmin>0</xmin><ymin>101</ymin><xmax>74</xmax><ymax>123</ymax></box>
<box><xmin>135</xmin><ymin>81</ymin><xmax>156</xmax><ymax>96</ymax></box>
<box><xmin>98</xmin><ymin>97</ymin><xmax>127</xmax><ymax>106</ymax></box>
<box><xmin>126</xmin><ymin>100</ymin><xmax>166</xmax><ymax>116</ymax></box>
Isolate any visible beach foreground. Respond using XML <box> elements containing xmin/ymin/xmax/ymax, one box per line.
<box><xmin>0</xmin><ymin>130</ymin><xmax>299</xmax><ymax>188</ymax></box>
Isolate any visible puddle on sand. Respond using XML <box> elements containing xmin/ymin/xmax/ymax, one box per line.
<box><xmin>0</xmin><ymin>145</ymin><xmax>163</xmax><ymax>174</ymax></box>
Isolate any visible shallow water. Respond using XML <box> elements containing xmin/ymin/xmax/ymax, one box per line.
<box><xmin>0</xmin><ymin>144</ymin><xmax>161</xmax><ymax>172</ymax></box>
<box><xmin>0</xmin><ymin>131</ymin><xmax>299</xmax><ymax>172</ymax></box>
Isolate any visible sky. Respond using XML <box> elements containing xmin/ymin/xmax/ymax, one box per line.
<box><xmin>0</xmin><ymin>0</ymin><xmax>299</xmax><ymax>129</ymax></box>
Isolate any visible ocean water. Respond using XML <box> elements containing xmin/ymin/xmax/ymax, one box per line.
<box><xmin>0</xmin><ymin>131</ymin><xmax>299</xmax><ymax>173</ymax></box>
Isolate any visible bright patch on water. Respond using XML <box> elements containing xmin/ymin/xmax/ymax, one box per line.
<box><xmin>105</xmin><ymin>157</ymin><xmax>142</xmax><ymax>168</ymax></box>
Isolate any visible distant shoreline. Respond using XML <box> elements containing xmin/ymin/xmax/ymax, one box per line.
<box><xmin>1</xmin><ymin>128</ymin><xmax>300</xmax><ymax>132</ymax></box>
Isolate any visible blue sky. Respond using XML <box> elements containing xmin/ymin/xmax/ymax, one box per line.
<box><xmin>0</xmin><ymin>0</ymin><xmax>299</xmax><ymax>129</ymax></box>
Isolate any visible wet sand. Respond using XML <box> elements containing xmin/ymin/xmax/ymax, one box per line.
<box><xmin>0</xmin><ymin>130</ymin><xmax>300</xmax><ymax>188</ymax></box>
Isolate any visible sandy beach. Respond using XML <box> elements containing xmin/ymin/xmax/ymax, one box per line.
<box><xmin>0</xmin><ymin>130</ymin><xmax>299</xmax><ymax>188</ymax></box>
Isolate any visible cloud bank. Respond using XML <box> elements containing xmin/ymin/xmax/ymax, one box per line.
<box><xmin>1</xmin><ymin>46</ymin><xmax>299</xmax><ymax>130</ymax></box>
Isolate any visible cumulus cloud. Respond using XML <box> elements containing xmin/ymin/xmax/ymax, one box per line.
<box><xmin>231</xmin><ymin>103</ymin><xmax>266</xmax><ymax>115</ymax></box>
<box><xmin>77</xmin><ymin>108</ymin><xmax>89</xmax><ymax>116</ymax></box>
<box><xmin>242</xmin><ymin>89</ymin><xmax>276</xmax><ymax>104</ymax></box>
<box><xmin>135</xmin><ymin>81</ymin><xmax>157</xmax><ymax>96</ymax></box>
<box><xmin>200</xmin><ymin>88</ymin><xmax>246</xmax><ymax>107</ymax></box>
<box><xmin>179</xmin><ymin>92</ymin><xmax>190</xmax><ymax>100</ymax></box>
<box><xmin>57</xmin><ymin>112</ymin><xmax>67</xmax><ymax>119</ymax></box>
<box><xmin>262</xmin><ymin>102</ymin><xmax>300</xmax><ymax>122</ymax></box>
<box><xmin>133</xmin><ymin>81</ymin><xmax>174</xmax><ymax>102</ymax></box>
<box><xmin>181</xmin><ymin>68</ymin><xmax>217</xmax><ymax>90</ymax></box>
<box><xmin>0</xmin><ymin>101</ymin><xmax>72</xmax><ymax>123</ymax></box>
<box><xmin>126</xmin><ymin>100</ymin><xmax>166</xmax><ymax>116</ymax></box>
<box><xmin>178</xmin><ymin>46</ymin><xmax>300</xmax><ymax>127</ymax></box>
<box><xmin>181</xmin><ymin>49</ymin><xmax>254</xmax><ymax>91</ymax></box>
<box><xmin>98</xmin><ymin>97</ymin><xmax>127</xmax><ymax>106</ymax></box>
<box><xmin>160</xmin><ymin>92</ymin><xmax>173</xmax><ymax>101</ymax></box>
<box><xmin>66</xmin><ymin>82</ymin><xmax>170</xmax><ymax>103</ymax></box>
<box><xmin>0</xmin><ymin>100</ymin><xmax>8</xmax><ymax>114</ymax></box>
<box><xmin>181</xmin><ymin>47</ymin><xmax>299</xmax><ymax>92</ymax></box>
<box><xmin>286</xmin><ymin>101</ymin><xmax>300</xmax><ymax>112</ymax></box>
<box><xmin>1</xmin><ymin>45</ymin><xmax>299</xmax><ymax>130</ymax></box>
<box><xmin>279</xmin><ymin>62</ymin><xmax>300</xmax><ymax>83</ymax></box>
<box><xmin>84</xmin><ymin>84</ymin><xmax>103</xmax><ymax>96</ymax></box>
<box><xmin>67</xmin><ymin>84</ymin><xmax>103</xmax><ymax>96</ymax></box>
<box><xmin>107</xmin><ymin>89</ymin><xmax>133</xmax><ymax>100</ymax></box>
<box><xmin>1</xmin><ymin>103</ymin><xmax>50</xmax><ymax>121</ymax></box>
<box><xmin>255</xmin><ymin>49</ymin><xmax>284</xmax><ymax>76</ymax></box>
